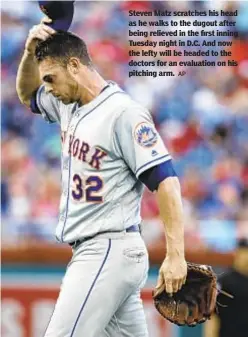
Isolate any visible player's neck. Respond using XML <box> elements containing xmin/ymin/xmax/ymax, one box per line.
<box><xmin>77</xmin><ymin>69</ymin><xmax>107</xmax><ymax>106</ymax></box>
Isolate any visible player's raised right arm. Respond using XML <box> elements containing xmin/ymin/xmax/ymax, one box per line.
<box><xmin>16</xmin><ymin>18</ymin><xmax>55</xmax><ymax>107</ymax></box>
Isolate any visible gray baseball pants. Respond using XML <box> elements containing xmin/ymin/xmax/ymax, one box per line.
<box><xmin>44</xmin><ymin>231</ymin><xmax>149</xmax><ymax>337</ymax></box>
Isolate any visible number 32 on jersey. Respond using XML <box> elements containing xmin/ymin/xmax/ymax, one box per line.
<box><xmin>72</xmin><ymin>174</ymin><xmax>103</xmax><ymax>203</ymax></box>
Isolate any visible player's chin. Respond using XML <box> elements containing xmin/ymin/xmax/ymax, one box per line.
<box><xmin>61</xmin><ymin>97</ymin><xmax>73</xmax><ymax>105</ymax></box>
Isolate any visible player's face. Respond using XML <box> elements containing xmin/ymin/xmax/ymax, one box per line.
<box><xmin>39</xmin><ymin>58</ymin><xmax>78</xmax><ymax>104</ymax></box>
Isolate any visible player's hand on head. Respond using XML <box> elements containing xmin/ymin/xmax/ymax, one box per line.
<box><xmin>41</xmin><ymin>16</ymin><xmax>53</xmax><ymax>25</ymax></box>
<box><xmin>25</xmin><ymin>17</ymin><xmax>56</xmax><ymax>54</ymax></box>
<box><xmin>154</xmin><ymin>256</ymin><xmax>187</xmax><ymax>297</ymax></box>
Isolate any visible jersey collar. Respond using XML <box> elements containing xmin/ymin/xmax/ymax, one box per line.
<box><xmin>73</xmin><ymin>81</ymin><xmax>123</xmax><ymax>117</ymax></box>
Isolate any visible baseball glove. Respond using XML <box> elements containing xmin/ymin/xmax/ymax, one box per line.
<box><xmin>153</xmin><ymin>262</ymin><xmax>218</xmax><ymax>327</ymax></box>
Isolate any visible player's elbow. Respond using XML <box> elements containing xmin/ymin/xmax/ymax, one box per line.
<box><xmin>19</xmin><ymin>96</ymin><xmax>31</xmax><ymax>108</ymax></box>
<box><xmin>16</xmin><ymin>87</ymin><xmax>31</xmax><ymax>108</ymax></box>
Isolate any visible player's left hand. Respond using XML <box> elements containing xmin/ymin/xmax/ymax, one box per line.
<box><xmin>154</xmin><ymin>256</ymin><xmax>187</xmax><ymax>297</ymax></box>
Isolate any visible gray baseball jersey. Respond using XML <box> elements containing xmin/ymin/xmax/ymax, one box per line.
<box><xmin>35</xmin><ymin>82</ymin><xmax>171</xmax><ymax>243</ymax></box>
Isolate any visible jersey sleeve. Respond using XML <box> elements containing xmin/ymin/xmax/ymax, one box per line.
<box><xmin>113</xmin><ymin>106</ymin><xmax>171</xmax><ymax>178</ymax></box>
<box><xmin>30</xmin><ymin>85</ymin><xmax>61</xmax><ymax>124</ymax></box>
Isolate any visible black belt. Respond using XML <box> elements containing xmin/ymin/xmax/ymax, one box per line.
<box><xmin>69</xmin><ymin>224</ymin><xmax>140</xmax><ymax>249</ymax></box>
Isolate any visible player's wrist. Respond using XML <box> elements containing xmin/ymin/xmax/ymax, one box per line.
<box><xmin>166</xmin><ymin>246</ymin><xmax>185</xmax><ymax>260</ymax></box>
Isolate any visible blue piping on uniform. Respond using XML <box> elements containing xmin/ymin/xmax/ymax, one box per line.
<box><xmin>70</xmin><ymin>239</ymin><xmax>112</xmax><ymax>336</ymax></box>
<box><xmin>135</xmin><ymin>154</ymin><xmax>171</xmax><ymax>177</ymax></box>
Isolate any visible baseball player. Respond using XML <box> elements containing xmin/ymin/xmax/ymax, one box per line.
<box><xmin>16</xmin><ymin>4</ymin><xmax>187</xmax><ymax>337</ymax></box>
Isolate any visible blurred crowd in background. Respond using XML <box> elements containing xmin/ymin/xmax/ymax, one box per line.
<box><xmin>2</xmin><ymin>1</ymin><xmax>248</xmax><ymax>250</ymax></box>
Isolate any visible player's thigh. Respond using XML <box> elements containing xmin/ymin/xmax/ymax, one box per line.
<box><xmin>44</xmin><ymin>239</ymin><xmax>116</xmax><ymax>337</ymax></box>
<box><xmin>103</xmin><ymin>289</ymin><xmax>149</xmax><ymax>337</ymax></box>
<box><xmin>44</xmin><ymin>236</ymin><xmax>148</xmax><ymax>337</ymax></box>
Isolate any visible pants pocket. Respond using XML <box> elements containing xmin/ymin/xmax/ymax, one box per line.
<box><xmin>123</xmin><ymin>247</ymin><xmax>147</xmax><ymax>263</ymax></box>
<box><xmin>123</xmin><ymin>245</ymin><xmax>149</xmax><ymax>288</ymax></box>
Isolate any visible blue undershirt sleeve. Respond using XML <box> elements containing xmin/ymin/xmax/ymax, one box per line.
<box><xmin>139</xmin><ymin>159</ymin><xmax>177</xmax><ymax>192</ymax></box>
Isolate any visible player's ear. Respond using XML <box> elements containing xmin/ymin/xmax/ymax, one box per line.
<box><xmin>67</xmin><ymin>57</ymin><xmax>80</xmax><ymax>76</ymax></box>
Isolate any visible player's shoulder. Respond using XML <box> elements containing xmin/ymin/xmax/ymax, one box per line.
<box><xmin>110</xmin><ymin>83</ymin><xmax>151</xmax><ymax>120</ymax></box>
<box><xmin>118</xmin><ymin>97</ymin><xmax>152</xmax><ymax>123</ymax></box>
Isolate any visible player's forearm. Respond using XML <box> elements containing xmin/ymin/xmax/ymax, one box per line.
<box><xmin>16</xmin><ymin>50</ymin><xmax>41</xmax><ymax>106</ymax></box>
<box><xmin>156</xmin><ymin>177</ymin><xmax>185</xmax><ymax>258</ymax></box>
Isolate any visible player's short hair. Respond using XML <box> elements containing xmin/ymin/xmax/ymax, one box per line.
<box><xmin>35</xmin><ymin>31</ymin><xmax>92</xmax><ymax>67</ymax></box>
